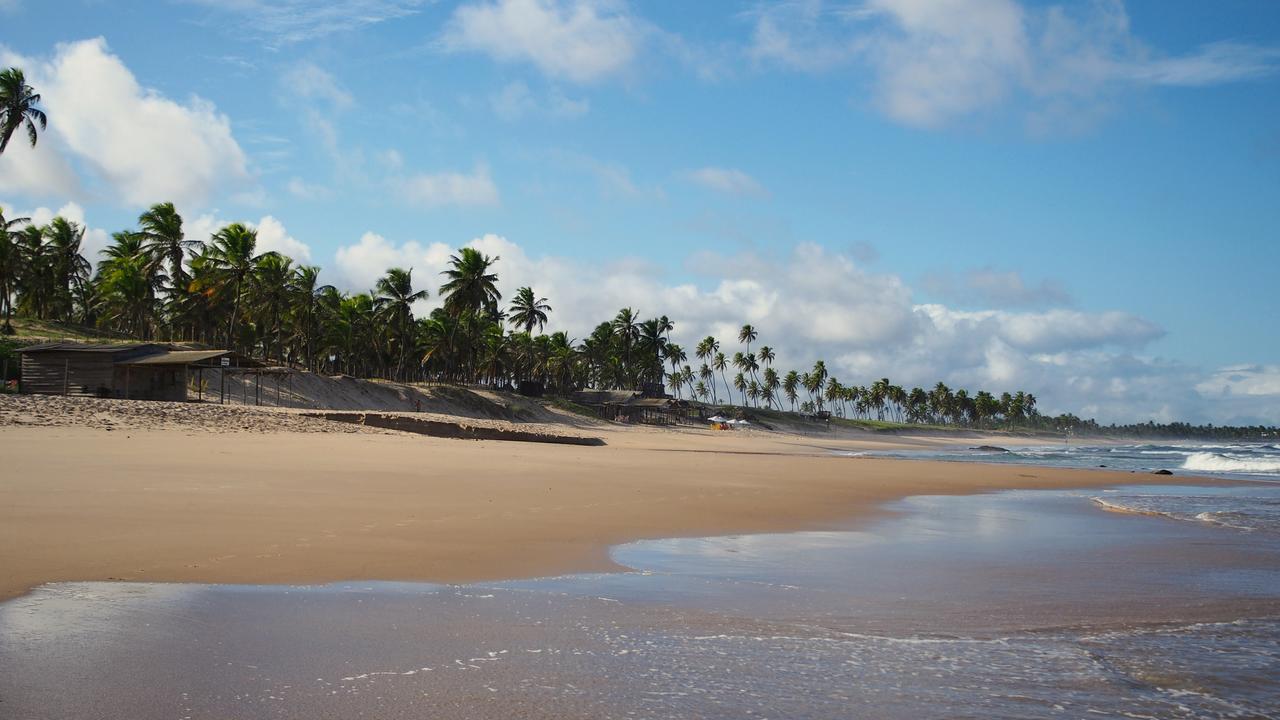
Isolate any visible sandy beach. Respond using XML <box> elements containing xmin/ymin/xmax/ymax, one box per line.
<box><xmin>0</xmin><ymin>395</ymin><xmax>1201</xmax><ymax>601</ymax></box>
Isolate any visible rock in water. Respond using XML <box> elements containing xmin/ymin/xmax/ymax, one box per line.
<box><xmin>1151</xmin><ymin>469</ymin><xmax>1174</xmax><ymax>475</ymax></box>
<box><xmin>971</xmin><ymin>445</ymin><xmax>1011</xmax><ymax>453</ymax></box>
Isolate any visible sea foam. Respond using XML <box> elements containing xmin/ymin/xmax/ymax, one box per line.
<box><xmin>1182</xmin><ymin>452</ymin><xmax>1280</xmax><ymax>475</ymax></box>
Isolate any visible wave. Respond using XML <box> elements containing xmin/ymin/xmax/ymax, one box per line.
<box><xmin>1181</xmin><ymin>452</ymin><xmax>1280</xmax><ymax>475</ymax></box>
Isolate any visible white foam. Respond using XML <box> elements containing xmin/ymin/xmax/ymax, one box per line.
<box><xmin>1182</xmin><ymin>452</ymin><xmax>1280</xmax><ymax>475</ymax></box>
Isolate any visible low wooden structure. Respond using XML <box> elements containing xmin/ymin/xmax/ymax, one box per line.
<box><xmin>16</xmin><ymin>342</ymin><xmax>261</xmax><ymax>401</ymax></box>
<box><xmin>602</xmin><ymin>397</ymin><xmax>699</xmax><ymax>426</ymax></box>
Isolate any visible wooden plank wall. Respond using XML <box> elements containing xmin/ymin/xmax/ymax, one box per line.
<box><xmin>19</xmin><ymin>353</ymin><xmax>116</xmax><ymax>397</ymax></box>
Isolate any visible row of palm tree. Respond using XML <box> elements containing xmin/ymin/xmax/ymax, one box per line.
<box><xmin>0</xmin><ymin>200</ymin><xmax>1045</xmax><ymax>428</ymax></box>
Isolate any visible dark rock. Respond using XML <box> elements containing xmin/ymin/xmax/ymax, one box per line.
<box><xmin>1151</xmin><ymin>469</ymin><xmax>1174</xmax><ymax>475</ymax></box>
<box><xmin>971</xmin><ymin>445</ymin><xmax>1011</xmax><ymax>453</ymax></box>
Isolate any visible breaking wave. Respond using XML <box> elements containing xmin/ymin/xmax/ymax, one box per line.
<box><xmin>1182</xmin><ymin>452</ymin><xmax>1280</xmax><ymax>475</ymax></box>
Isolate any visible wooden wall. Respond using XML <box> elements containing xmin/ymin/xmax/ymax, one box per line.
<box><xmin>19</xmin><ymin>353</ymin><xmax>188</xmax><ymax>401</ymax></box>
<box><xmin>19</xmin><ymin>353</ymin><xmax>116</xmax><ymax>397</ymax></box>
<box><xmin>111</xmin><ymin>366</ymin><xmax>187</xmax><ymax>401</ymax></box>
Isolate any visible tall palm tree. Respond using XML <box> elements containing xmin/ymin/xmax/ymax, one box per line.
<box><xmin>440</xmin><ymin>247</ymin><xmax>500</xmax><ymax>317</ymax></box>
<box><xmin>376</xmin><ymin>267</ymin><xmax>428</xmax><ymax>381</ymax></box>
<box><xmin>44</xmin><ymin>217</ymin><xmax>91</xmax><ymax>322</ymax></box>
<box><xmin>251</xmin><ymin>252</ymin><xmax>293</xmax><ymax>362</ymax></box>
<box><xmin>0</xmin><ymin>68</ymin><xmax>47</xmax><ymax>154</ymax></box>
<box><xmin>290</xmin><ymin>265</ymin><xmax>332</xmax><ymax>371</ymax></box>
<box><xmin>713</xmin><ymin>351</ymin><xmax>731</xmax><ymax>406</ymax></box>
<box><xmin>783</xmin><ymin>370</ymin><xmax>800</xmax><ymax>411</ymax></box>
<box><xmin>137</xmin><ymin>203</ymin><xmax>195</xmax><ymax>309</ymax></box>
<box><xmin>0</xmin><ymin>207</ymin><xmax>29</xmax><ymax>334</ymax></box>
<box><xmin>508</xmin><ymin>286</ymin><xmax>551</xmax><ymax>335</ymax></box>
<box><xmin>202</xmin><ymin>223</ymin><xmax>262</xmax><ymax>350</ymax></box>
<box><xmin>611</xmin><ymin>307</ymin><xmax>640</xmax><ymax>387</ymax></box>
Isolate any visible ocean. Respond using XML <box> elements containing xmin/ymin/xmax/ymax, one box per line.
<box><xmin>838</xmin><ymin>440</ymin><xmax>1280</xmax><ymax>479</ymax></box>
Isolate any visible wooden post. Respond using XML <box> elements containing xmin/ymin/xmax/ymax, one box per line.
<box><xmin>276</xmin><ymin>374</ymin><xmax>281</xmax><ymax>406</ymax></box>
<box><xmin>198</xmin><ymin>368</ymin><xmax>203</xmax><ymax>401</ymax></box>
<box><xmin>124</xmin><ymin>365</ymin><xmax>130</xmax><ymax>400</ymax></box>
<box><xmin>63</xmin><ymin>359</ymin><xmax>69</xmax><ymax>396</ymax></box>
<box><xmin>255</xmin><ymin>373</ymin><xmax>260</xmax><ymax>406</ymax></box>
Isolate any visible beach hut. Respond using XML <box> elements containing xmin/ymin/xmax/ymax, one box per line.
<box><xmin>15</xmin><ymin>342</ymin><xmax>261</xmax><ymax>401</ymax></box>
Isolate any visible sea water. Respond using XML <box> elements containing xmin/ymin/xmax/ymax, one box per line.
<box><xmin>3</xmin><ymin>486</ymin><xmax>1279</xmax><ymax>719</ymax></box>
<box><xmin>842</xmin><ymin>441</ymin><xmax>1280</xmax><ymax>479</ymax></box>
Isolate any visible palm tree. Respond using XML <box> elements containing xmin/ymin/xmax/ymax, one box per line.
<box><xmin>0</xmin><ymin>207</ymin><xmax>29</xmax><ymax>334</ymax></box>
<box><xmin>783</xmin><ymin>370</ymin><xmax>800</xmax><ymax>411</ymax></box>
<box><xmin>508</xmin><ymin>286</ymin><xmax>551</xmax><ymax>335</ymax></box>
<box><xmin>713</xmin><ymin>351</ymin><xmax>731</xmax><ymax>406</ymax></box>
<box><xmin>137</xmin><ymin>203</ymin><xmax>195</xmax><ymax>315</ymax></box>
<box><xmin>738</xmin><ymin>324</ymin><xmax>757</xmax><ymax>353</ymax></box>
<box><xmin>376</xmin><ymin>267</ymin><xmax>428</xmax><ymax>381</ymax></box>
<box><xmin>695</xmin><ymin>336</ymin><xmax>719</xmax><ymax>402</ymax></box>
<box><xmin>0</xmin><ymin>68</ymin><xmax>47</xmax><ymax>154</ymax></box>
<box><xmin>202</xmin><ymin>223</ymin><xmax>263</xmax><ymax>350</ymax></box>
<box><xmin>290</xmin><ymin>265</ymin><xmax>331</xmax><ymax>371</ymax></box>
<box><xmin>440</xmin><ymin>247</ymin><xmax>501</xmax><ymax>317</ymax></box>
<box><xmin>44</xmin><ymin>217</ymin><xmax>91</xmax><ymax>322</ymax></box>
<box><xmin>611</xmin><ymin>307</ymin><xmax>640</xmax><ymax>387</ymax></box>
<box><xmin>251</xmin><ymin>252</ymin><xmax>293</xmax><ymax>362</ymax></box>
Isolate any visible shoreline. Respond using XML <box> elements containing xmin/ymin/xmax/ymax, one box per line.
<box><xmin>0</xmin><ymin>416</ymin><xmax>1235</xmax><ymax>602</ymax></box>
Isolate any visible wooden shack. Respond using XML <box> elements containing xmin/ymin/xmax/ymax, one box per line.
<box><xmin>16</xmin><ymin>342</ymin><xmax>260</xmax><ymax>401</ymax></box>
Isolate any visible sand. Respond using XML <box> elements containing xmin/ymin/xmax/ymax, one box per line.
<box><xmin>0</xmin><ymin>394</ymin><xmax>1210</xmax><ymax>602</ymax></box>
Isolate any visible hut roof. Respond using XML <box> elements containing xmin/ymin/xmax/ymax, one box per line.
<box><xmin>17</xmin><ymin>342</ymin><xmax>161</xmax><ymax>354</ymax></box>
<box><xmin>119</xmin><ymin>350</ymin><xmax>261</xmax><ymax>367</ymax></box>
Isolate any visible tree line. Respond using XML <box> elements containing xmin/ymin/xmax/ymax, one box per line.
<box><xmin>0</xmin><ymin>200</ymin><xmax>1055</xmax><ymax>428</ymax></box>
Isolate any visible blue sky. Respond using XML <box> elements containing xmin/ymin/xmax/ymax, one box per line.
<box><xmin>1</xmin><ymin>0</ymin><xmax>1278</xmax><ymax>424</ymax></box>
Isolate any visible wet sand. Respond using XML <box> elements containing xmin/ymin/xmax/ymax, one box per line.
<box><xmin>0</xmin><ymin>420</ymin><xmax>1209</xmax><ymax>601</ymax></box>
<box><xmin>4</xmin><ymin>485</ymin><xmax>1277</xmax><ymax>719</ymax></box>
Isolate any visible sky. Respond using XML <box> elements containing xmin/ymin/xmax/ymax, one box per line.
<box><xmin>0</xmin><ymin>0</ymin><xmax>1277</xmax><ymax>425</ymax></box>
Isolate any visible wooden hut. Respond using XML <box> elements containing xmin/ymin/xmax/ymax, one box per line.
<box><xmin>16</xmin><ymin>342</ymin><xmax>260</xmax><ymax>401</ymax></box>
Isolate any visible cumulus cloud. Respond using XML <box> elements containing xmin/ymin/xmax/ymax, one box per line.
<box><xmin>395</xmin><ymin>164</ymin><xmax>500</xmax><ymax>208</ymax></box>
<box><xmin>1</xmin><ymin>199</ymin><xmax>113</xmax><ymax>266</ymax></box>
<box><xmin>748</xmin><ymin>0</ymin><xmax>1280</xmax><ymax>130</ymax></box>
<box><xmin>922</xmin><ymin>267</ymin><xmax>1071</xmax><ymax>308</ymax></box>
<box><xmin>323</xmin><ymin>232</ymin><xmax>1276</xmax><ymax>423</ymax></box>
<box><xmin>187</xmin><ymin>212</ymin><xmax>312</xmax><ymax>261</ymax></box>
<box><xmin>442</xmin><ymin>0</ymin><xmax>641</xmax><ymax>83</ymax></box>
<box><xmin>1196</xmin><ymin>365</ymin><xmax>1280</xmax><ymax>399</ymax></box>
<box><xmin>0</xmin><ymin>38</ymin><xmax>251</xmax><ymax>208</ymax></box>
<box><xmin>684</xmin><ymin>167</ymin><xmax>768</xmax><ymax>197</ymax></box>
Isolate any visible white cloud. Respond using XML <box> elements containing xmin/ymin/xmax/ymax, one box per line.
<box><xmin>3</xmin><ymin>199</ymin><xmax>113</xmax><ymax>266</ymax></box>
<box><xmin>281</xmin><ymin>62</ymin><xmax>353</xmax><ymax>109</ymax></box>
<box><xmin>396</xmin><ymin>164</ymin><xmax>500</xmax><ymax>208</ymax></box>
<box><xmin>922</xmin><ymin>267</ymin><xmax>1071</xmax><ymax>308</ymax></box>
<box><xmin>188</xmin><ymin>0</ymin><xmax>428</xmax><ymax>44</ymax></box>
<box><xmin>489</xmin><ymin>81</ymin><xmax>590</xmax><ymax>120</ymax></box>
<box><xmin>442</xmin><ymin>0</ymin><xmax>641</xmax><ymax>83</ymax></box>
<box><xmin>685</xmin><ymin>167</ymin><xmax>767</xmax><ymax>197</ymax></box>
<box><xmin>286</xmin><ymin>176</ymin><xmax>331</xmax><ymax>200</ymax></box>
<box><xmin>0</xmin><ymin>38</ymin><xmax>250</xmax><ymax>208</ymax></box>
<box><xmin>748</xmin><ymin>0</ymin><xmax>1280</xmax><ymax>130</ymax></box>
<box><xmin>324</xmin><ymin>233</ymin><xmax>1274</xmax><ymax>423</ymax></box>
<box><xmin>1196</xmin><ymin>365</ymin><xmax>1280</xmax><ymax>398</ymax></box>
<box><xmin>188</xmin><ymin>212</ymin><xmax>312</xmax><ymax>262</ymax></box>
